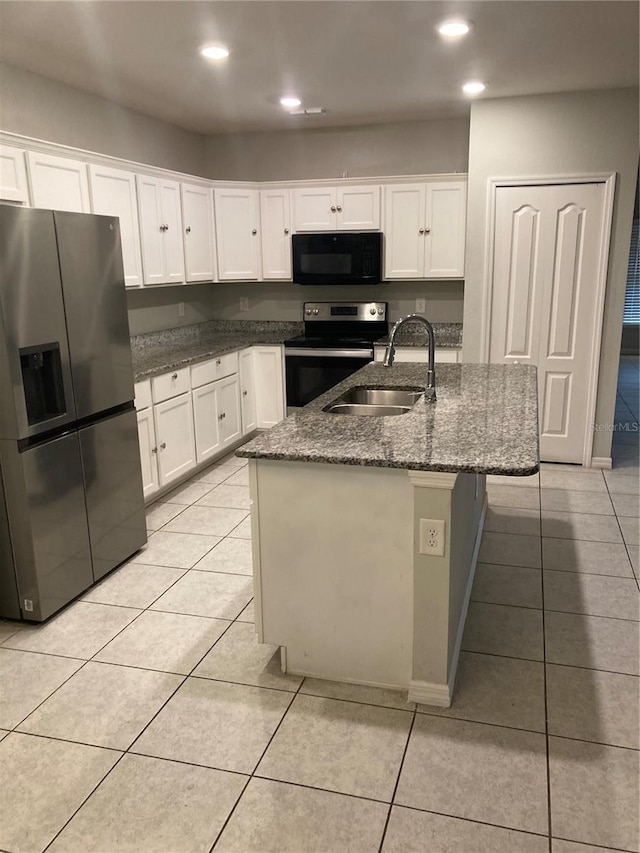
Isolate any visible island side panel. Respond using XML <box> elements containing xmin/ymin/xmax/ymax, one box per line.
<box><xmin>447</xmin><ymin>473</ymin><xmax>487</xmax><ymax>682</ymax></box>
<box><xmin>251</xmin><ymin>458</ymin><xmax>414</xmax><ymax>689</ymax></box>
<box><xmin>407</xmin><ymin>471</ymin><xmax>486</xmax><ymax>707</ymax></box>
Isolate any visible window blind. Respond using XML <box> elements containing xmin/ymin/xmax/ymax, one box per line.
<box><xmin>624</xmin><ymin>219</ymin><xmax>639</xmax><ymax>324</ymax></box>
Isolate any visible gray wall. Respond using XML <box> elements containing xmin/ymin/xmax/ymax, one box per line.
<box><xmin>462</xmin><ymin>88</ymin><xmax>639</xmax><ymax>460</ymax></box>
<box><xmin>205</xmin><ymin>117</ymin><xmax>470</xmax><ymax>181</ymax></box>
<box><xmin>126</xmin><ymin>279</ymin><xmax>464</xmax><ymax>335</ymax></box>
<box><xmin>0</xmin><ymin>63</ymin><xmax>207</xmax><ymax>175</ymax></box>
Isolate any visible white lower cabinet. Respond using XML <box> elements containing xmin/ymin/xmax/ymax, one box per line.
<box><xmin>253</xmin><ymin>346</ymin><xmax>285</xmax><ymax>428</ymax></box>
<box><xmin>136</xmin><ymin>407</ymin><xmax>160</xmax><ymax>499</ymax></box>
<box><xmin>217</xmin><ymin>375</ymin><xmax>242</xmax><ymax>448</ymax></box>
<box><xmin>239</xmin><ymin>348</ymin><xmax>257</xmax><ymax>435</ymax></box>
<box><xmin>193</xmin><ymin>373</ymin><xmax>242</xmax><ymax>463</ymax></box>
<box><xmin>154</xmin><ymin>392</ymin><xmax>196</xmax><ymax>486</ymax></box>
<box><xmin>192</xmin><ymin>382</ymin><xmax>222</xmax><ymax>463</ymax></box>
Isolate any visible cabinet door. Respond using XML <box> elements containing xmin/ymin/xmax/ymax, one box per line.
<box><xmin>383</xmin><ymin>184</ymin><xmax>426</xmax><ymax>279</ymax></box>
<box><xmin>337</xmin><ymin>185</ymin><xmax>380</xmax><ymax>230</ymax></box>
<box><xmin>137</xmin><ymin>175</ymin><xmax>165</xmax><ymax>285</ymax></box>
<box><xmin>0</xmin><ymin>145</ymin><xmax>29</xmax><ymax>204</ymax></box>
<box><xmin>154</xmin><ymin>392</ymin><xmax>196</xmax><ymax>486</ymax></box>
<box><xmin>136</xmin><ymin>408</ymin><xmax>159</xmax><ymax>499</ymax></box>
<box><xmin>27</xmin><ymin>151</ymin><xmax>90</xmax><ymax>213</ymax></box>
<box><xmin>253</xmin><ymin>346</ymin><xmax>285</xmax><ymax>428</ymax></box>
<box><xmin>239</xmin><ymin>348</ymin><xmax>257</xmax><ymax>434</ymax></box>
<box><xmin>89</xmin><ymin>164</ymin><xmax>143</xmax><ymax>288</ymax></box>
<box><xmin>181</xmin><ymin>183</ymin><xmax>216</xmax><ymax>282</ymax></box>
<box><xmin>260</xmin><ymin>189</ymin><xmax>292</xmax><ymax>279</ymax></box>
<box><xmin>292</xmin><ymin>187</ymin><xmax>336</xmax><ymax>231</ymax></box>
<box><xmin>424</xmin><ymin>182</ymin><xmax>466</xmax><ymax>278</ymax></box>
<box><xmin>160</xmin><ymin>179</ymin><xmax>185</xmax><ymax>283</ymax></box>
<box><xmin>218</xmin><ymin>374</ymin><xmax>242</xmax><ymax>447</ymax></box>
<box><xmin>214</xmin><ymin>188</ymin><xmax>261</xmax><ymax>280</ymax></box>
<box><xmin>192</xmin><ymin>383</ymin><xmax>222</xmax><ymax>464</ymax></box>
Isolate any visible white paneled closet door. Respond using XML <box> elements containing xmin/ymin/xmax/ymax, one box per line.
<box><xmin>490</xmin><ymin>183</ymin><xmax>606</xmax><ymax>464</ymax></box>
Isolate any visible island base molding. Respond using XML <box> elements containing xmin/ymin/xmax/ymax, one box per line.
<box><xmin>249</xmin><ymin>459</ymin><xmax>487</xmax><ymax>703</ymax></box>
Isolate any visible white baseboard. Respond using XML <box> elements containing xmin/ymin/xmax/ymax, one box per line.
<box><xmin>591</xmin><ymin>457</ymin><xmax>613</xmax><ymax>469</ymax></box>
<box><xmin>408</xmin><ymin>679</ymin><xmax>451</xmax><ymax>707</ymax></box>
<box><xmin>409</xmin><ymin>495</ymin><xmax>487</xmax><ymax>709</ymax></box>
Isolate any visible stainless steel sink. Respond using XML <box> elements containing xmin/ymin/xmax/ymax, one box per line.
<box><xmin>322</xmin><ymin>386</ymin><xmax>423</xmax><ymax>417</ymax></box>
<box><xmin>323</xmin><ymin>402</ymin><xmax>412</xmax><ymax>417</ymax></box>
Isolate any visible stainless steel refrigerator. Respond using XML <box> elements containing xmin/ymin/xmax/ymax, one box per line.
<box><xmin>0</xmin><ymin>206</ymin><xmax>147</xmax><ymax>622</ymax></box>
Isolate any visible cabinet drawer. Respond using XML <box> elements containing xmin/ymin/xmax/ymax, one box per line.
<box><xmin>152</xmin><ymin>367</ymin><xmax>191</xmax><ymax>403</ymax></box>
<box><xmin>134</xmin><ymin>379</ymin><xmax>152</xmax><ymax>411</ymax></box>
<box><xmin>191</xmin><ymin>351</ymin><xmax>239</xmax><ymax>388</ymax></box>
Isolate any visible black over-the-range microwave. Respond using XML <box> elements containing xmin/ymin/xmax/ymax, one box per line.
<box><xmin>292</xmin><ymin>231</ymin><xmax>382</xmax><ymax>285</ymax></box>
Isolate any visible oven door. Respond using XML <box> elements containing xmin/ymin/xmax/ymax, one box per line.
<box><xmin>285</xmin><ymin>348</ymin><xmax>373</xmax><ymax>408</ymax></box>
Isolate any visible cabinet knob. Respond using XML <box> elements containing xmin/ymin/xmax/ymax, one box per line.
<box><xmin>151</xmin><ymin>446</ymin><xmax>158</xmax><ymax>454</ymax></box>
<box><xmin>336</xmin><ymin>205</ymin><xmax>342</xmax><ymax>212</ymax></box>
<box><xmin>222</xmin><ymin>412</ymin><xmax>226</xmax><ymax>419</ymax></box>
<box><xmin>160</xmin><ymin>442</ymin><xmax>166</xmax><ymax>450</ymax></box>
<box><xmin>186</xmin><ymin>226</ymin><xmax>191</xmax><ymax>233</ymax></box>
<box><xmin>424</xmin><ymin>227</ymin><xmax>431</xmax><ymax>234</ymax></box>
<box><xmin>243</xmin><ymin>390</ymin><xmax>248</xmax><ymax>396</ymax></box>
<box><xmin>216</xmin><ymin>359</ymin><xmax>221</xmax><ymax>365</ymax></box>
<box><xmin>330</xmin><ymin>205</ymin><xmax>336</xmax><ymax>212</ymax></box>
<box><xmin>419</xmin><ymin>228</ymin><xmax>425</xmax><ymax>234</ymax></box>
<box><xmin>218</xmin><ymin>413</ymin><xmax>223</xmax><ymax>420</ymax></box>
<box><xmin>251</xmin><ymin>229</ymin><xmax>257</xmax><ymax>235</ymax></box>
<box><xmin>172</xmin><ymin>373</ymin><xmax>178</xmax><ymax>379</ymax></box>
<box><xmin>284</xmin><ymin>228</ymin><xmax>289</xmax><ymax>234</ymax></box>
<box><xmin>164</xmin><ymin>223</ymin><xmax>169</xmax><ymax>231</ymax></box>
<box><xmin>159</xmin><ymin>224</ymin><xmax>165</xmax><ymax>232</ymax></box>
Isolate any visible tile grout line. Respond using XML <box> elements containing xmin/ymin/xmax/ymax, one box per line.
<box><xmin>207</xmin><ymin>672</ymin><xmax>306</xmax><ymax>851</ymax></box>
<box><xmin>601</xmin><ymin>472</ymin><xmax>640</xmax><ymax>595</ymax></box>
<box><xmin>377</xmin><ymin>709</ymin><xmax>418</xmax><ymax>853</ymax></box>
<box><xmin>539</xmin><ymin>476</ymin><xmax>553</xmax><ymax>853</ymax></box>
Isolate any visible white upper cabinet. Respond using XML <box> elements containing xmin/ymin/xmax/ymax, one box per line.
<box><xmin>336</xmin><ymin>186</ymin><xmax>381</xmax><ymax>230</ymax></box>
<box><xmin>0</xmin><ymin>145</ymin><xmax>30</xmax><ymax>204</ymax></box>
<box><xmin>181</xmin><ymin>183</ymin><xmax>216</xmax><ymax>283</ymax></box>
<box><xmin>293</xmin><ymin>185</ymin><xmax>380</xmax><ymax>232</ymax></box>
<box><xmin>384</xmin><ymin>181</ymin><xmax>466</xmax><ymax>279</ymax></box>
<box><xmin>293</xmin><ymin>186</ymin><xmax>380</xmax><ymax>231</ymax></box>
<box><xmin>260</xmin><ymin>188</ymin><xmax>292</xmax><ymax>279</ymax></box>
<box><xmin>214</xmin><ymin>188</ymin><xmax>261</xmax><ymax>280</ymax></box>
<box><xmin>137</xmin><ymin>175</ymin><xmax>185</xmax><ymax>285</ymax></box>
<box><xmin>27</xmin><ymin>151</ymin><xmax>90</xmax><ymax>213</ymax></box>
<box><xmin>292</xmin><ymin>187</ymin><xmax>336</xmax><ymax>231</ymax></box>
<box><xmin>89</xmin><ymin>164</ymin><xmax>143</xmax><ymax>288</ymax></box>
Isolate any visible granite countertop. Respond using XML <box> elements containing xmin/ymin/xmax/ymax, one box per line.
<box><xmin>131</xmin><ymin>319</ymin><xmax>303</xmax><ymax>380</ymax></box>
<box><xmin>374</xmin><ymin>322</ymin><xmax>462</xmax><ymax>349</ymax></box>
<box><xmin>237</xmin><ymin>362</ymin><xmax>539</xmax><ymax>476</ymax></box>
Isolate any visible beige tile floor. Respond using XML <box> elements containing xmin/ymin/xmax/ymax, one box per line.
<box><xmin>0</xmin><ymin>359</ymin><xmax>638</xmax><ymax>853</ymax></box>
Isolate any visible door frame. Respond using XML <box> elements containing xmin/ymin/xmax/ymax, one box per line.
<box><xmin>480</xmin><ymin>173</ymin><xmax>616</xmax><ymax>467</ymax></box>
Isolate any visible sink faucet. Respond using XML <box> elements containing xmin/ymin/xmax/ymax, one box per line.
<box><xmin>383</xmin><ymin>314</ymin><xmax>437</xmax><ymax>401</ymax></box>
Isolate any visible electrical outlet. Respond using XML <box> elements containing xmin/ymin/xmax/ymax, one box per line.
<box><xmin>415</xmin><ymin>298</ymin><xmax>426</xmax><ymax>313</ymax></box>
<box><xmin>419</xmin><ymin>518</ymin><xmax>446</xmax><ymax>556</ymax></box>
<box><xmin>178</xmin><ymin>301</ymin><xmax>185</xmax><ymax>318</ymax></box>
<box><xmin>240</xmin><ymin>297</ymin><xmax>249</xmax><ymax>312</ymax></box>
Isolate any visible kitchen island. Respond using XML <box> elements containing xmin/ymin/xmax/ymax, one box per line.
<box><xmin>237</xmin><ymin>362</ymin><xmax>538</xmax><ymax>706</ymax></box>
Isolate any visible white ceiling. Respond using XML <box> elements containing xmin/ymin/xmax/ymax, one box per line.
<box><xmin>0</xmin><ymin>1</ymin><xmax>637</xmax><ymax>135</ymax></box>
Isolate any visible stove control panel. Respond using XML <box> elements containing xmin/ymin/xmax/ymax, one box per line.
<box><xmin>303</xmin><ymin>302</ymin><xmax>387</xmax><ymax>322</ymax></box>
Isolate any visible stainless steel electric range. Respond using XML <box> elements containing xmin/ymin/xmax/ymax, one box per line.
<box><xmin>284</xmin><ymin>302</ymin><xmax>388</xmax><ymax>409</ymax></box>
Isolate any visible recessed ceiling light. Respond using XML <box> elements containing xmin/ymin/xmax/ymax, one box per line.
<box><xmin>280</xmin><ymin>96</ymin><xmax>302</xmax><ymax>109</ymax></box>
<box><xmin>438</xmin><ymin>19</ymin><xmax>471</xmax><ymax>38</ymax></box>
<box><xmin>200</xmin><ymin>44</ymin><xmax>230</xmax><ymax>61</ymax></box>
<box><xmin>462</xmin><ymin>80</ymin><xmax>486</xmax><ymax>95</ymax></box>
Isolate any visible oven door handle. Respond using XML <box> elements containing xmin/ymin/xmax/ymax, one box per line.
<box><xmin>285</xmin><ymin>348</ymin><xmax>373</xmax><ymax>359</ymax></box>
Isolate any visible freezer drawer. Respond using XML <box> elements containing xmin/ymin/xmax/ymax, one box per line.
<box><xmin>79</xmin><ymin>408</ymin><xmax>146</xmax><ymax>580</ymax></box>
<box><xmin>0</xmin><ymin>433</ymin><xmax>93</xmax><ymax>621</ymax></box>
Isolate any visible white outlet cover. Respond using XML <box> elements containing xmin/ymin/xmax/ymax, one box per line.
<box><xmin>415</xmin><ymin>298</ymin><xmax>426</xmax><ymax>313</ymax></box>
<box><xmin>419</xmin><ymin>518</ymin><xmax>446</xmax><ymax>557</ymax></box>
